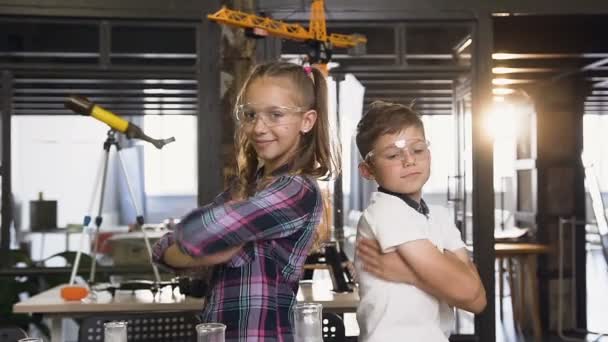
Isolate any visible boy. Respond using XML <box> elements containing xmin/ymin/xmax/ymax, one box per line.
<box><xmin>354</xmin><ymin>101</ymin><xmax>487</xmax><ymax>341</ymax></box>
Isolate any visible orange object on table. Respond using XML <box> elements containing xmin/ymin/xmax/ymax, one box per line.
<box><xmin>60</xmin><ymin>285</ymin><xmax>89</xmax><ymax>301</ymax></box>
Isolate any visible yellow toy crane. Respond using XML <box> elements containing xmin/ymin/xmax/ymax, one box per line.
<box><xmin>207</xmin><ymin>0</ymin><xmax>367</xmax><ymax>74</ymax></box>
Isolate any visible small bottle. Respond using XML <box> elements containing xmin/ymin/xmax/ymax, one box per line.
<box><xmin>293</xmin><ymin>303</ymin><xmax>323</xmax><ymax>342</ymax></box>
<box><xmin>196</xmin><ymin>323</ymin><xmax>226</xmax><ymax>342</ymax></box>
<box><xmin>104</xmin><ymin>321</ymin><xmax>128</xmax><ymax>342</ymax></box>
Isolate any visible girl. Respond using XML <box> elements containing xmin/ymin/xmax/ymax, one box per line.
<box><xmin>152</xmin><ymin>61</ymin><xmax>337</xmax><ymax>341</ymax></box>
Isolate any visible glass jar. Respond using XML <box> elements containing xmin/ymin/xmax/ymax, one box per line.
<box><xmin>104</xmin><ymin>321</ymin><xmax>128</xmax><ymax>342</ymax></box>
<box><xmin>293</xmin><ymin>303</ymin><xmax>323</xmax><ymax>342</ymax></box>
<box><xmin>196</xmin><ymin>322</ymin><xmax>226</xmax><ymax>342</ymax></box>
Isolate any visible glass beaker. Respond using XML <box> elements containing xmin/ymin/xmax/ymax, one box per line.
<box><xmin>196</xmin><ymin>322</ymin><xmax>226</xmax><ymax>342</ymax></box>
<box><xmin>293</xmin><ymin>302</ymin><xmax>323</xmax><ymax>342</ymax></box>
<box><xmin>104</xmin><ymin>321</ymin><xmax>128</xmax><ymax>342</ymax></box>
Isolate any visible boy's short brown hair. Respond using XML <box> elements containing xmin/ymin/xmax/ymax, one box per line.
<box><xmin>356</xmin><ymin>101</ymin><xmax>426</xmax><ymax>159</ymax></box>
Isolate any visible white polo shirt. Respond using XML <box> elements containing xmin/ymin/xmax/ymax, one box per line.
<box><xmin>355</xmin><ymin>191</ymin><xmax>466</xmax><ymax>342</ymax></box>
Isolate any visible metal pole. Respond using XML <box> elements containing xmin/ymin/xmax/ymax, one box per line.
<box><xmin>0</xmin><ymin>71</ymin><xmax>13</xmax><ymax>252</ymax></box>
<box><xmin>115</xmin><ymin>149</ymin><xmax>162</xmax><ymax>284</ymax></box>
<box><xmin>471</xmin><ymin>12</ymin><xmax>495</xmax><ymax>342</ymax></box>
<box><xmin>88</xmin><ymin>133</ymin><xmax>113</xmax><ymax>283</ymax></box>
<box><xmin>68</xmin><ymin>150</ymin><xmax>106</xmax><ymax>285</ymax></box>
<box><xmin>557</xmin><ymin>217</ymin><xmax>608</xmax><ymax>341</ymax></box>
<box><xmin>333</xmin><ymin>74</ymin><xmax>344</xmax><ymax>243</ymax></box>
<box><xmin>197</xmin><ymin>4</ymin><xmax>223</xmax><ymax>206</ymax></box>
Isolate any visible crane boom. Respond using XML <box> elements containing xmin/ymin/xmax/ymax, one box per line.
<box><xmin>309</xmin><ymin>0</ymin><xmax>327</xmax><ymax>42</ymax></box>
<box><xmin>207</xmin><ymin>1</ymin><xmax>366</xmax><ymax>49</ymax></box>
<box><xmin>207</xmin><ymin>6</ymin><xmax>312</xmax><ymax>42</ymax></box>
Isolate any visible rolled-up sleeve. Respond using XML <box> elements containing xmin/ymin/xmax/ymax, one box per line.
<box><xmin>151</xmin><ymin>190</ymin><xmax>230</xmax><ymax>268</ymax></box>
<box><xmin>175</xmin><ymin>175</ymin><xmax>319</xmax><ymax>257</ymax></box>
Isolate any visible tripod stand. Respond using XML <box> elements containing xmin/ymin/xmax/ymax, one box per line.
<box><xmin>69</xmin><ymin>129</ymin><xmax>161</xmax><ymax>293</ymax></box>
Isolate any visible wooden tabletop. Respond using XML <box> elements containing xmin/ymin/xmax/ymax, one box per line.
<box><xmin>13</xmin><ymin>285</ymin><xmax>204</xmax><ymax>314</ymax></box>
<box><xmin>296</xmin><ymin>280</ymin><xmax>359</xmax><ymax>312</ymax></box>
<box><xmin>14</xmin><ymin>278</ymin><xmax>359</xmax><ymax>315</ymax></box>
<box><xmin>495</xmin><ymin>242</ymin><xmax>550</xmax><ymax>256</ymax></box>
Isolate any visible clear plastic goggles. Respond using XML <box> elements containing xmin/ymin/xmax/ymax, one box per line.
<box><xmin>235</xmin><ymin>103</ymin><xmax>305</xmax><ymax>127</ymax></box>
<box><xmin>365</xmin><ymin>139</ymin><xmax>430</xmax><ymax>165</ymax></box>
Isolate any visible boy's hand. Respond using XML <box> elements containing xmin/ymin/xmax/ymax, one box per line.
<box><xmin>357</xmin><ymin>238</ymin><xmax>418</xmax><ymax>285</ymax></box>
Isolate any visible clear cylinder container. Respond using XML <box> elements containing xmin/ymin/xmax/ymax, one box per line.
<box><xmin>293</xmin><ymin>303</ymin><xmax>323</xmax><ymax>342</ymax></box>
<box><xmin>104</xmin><ymin>321</ymin><xmax>128</xmax><ymax>342</ymax></box>
<box><xmin>18</xmin><ymin>339</ymin><xmax>43</xmax><ymax>342</ymax></box>
<box><xmin>196</xmin><ymin>323</ymin><xmax>226</xmax><ymax>342</ymax></box>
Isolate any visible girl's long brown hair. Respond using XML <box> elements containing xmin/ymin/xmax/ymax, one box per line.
<box><xmin>230</xmin><ymin>62</ymin><xmax>340</xmax><ymax>250</ymax></box>
<box><xmin>231</xmin><ymin>61</ymin><xmax>339</xmax><ymax>200</ymax></box>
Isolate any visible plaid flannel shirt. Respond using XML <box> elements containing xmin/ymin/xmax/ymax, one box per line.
<box><xmin>153</xmin><ymin>171</ymin><xmax>322</xmax><ymax>341</ymax></box>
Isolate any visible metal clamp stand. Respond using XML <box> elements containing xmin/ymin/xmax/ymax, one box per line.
<box><xmin>303</xmin><ymin>241</ymin><xmax>354</xmax><ymax>293</ymax></box>
<box><xmin>558</xmin><ymin>217</ymin><xmax>607</xmax><ymax>342</ymax></box>
<box><xmin>324</xmin><ymin>242</ymin><xmax>355</xmax><ymax>293</ymax></box>
<box><xmin>73</xmin><ymin>130</ymin><xmax>161</xmax><ymax>293</ymax></box>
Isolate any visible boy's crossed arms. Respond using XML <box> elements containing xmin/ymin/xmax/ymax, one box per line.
<box><xmin>357</xmin><ymin>237</ymin><xmax>487</xmax><ymax>314</ymax></box>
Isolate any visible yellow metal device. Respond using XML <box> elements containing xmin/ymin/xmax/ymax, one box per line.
<box><xmin>207</xmin><ymin>0</ymin><xmax>366</xmax><ymax>68</ymax></box>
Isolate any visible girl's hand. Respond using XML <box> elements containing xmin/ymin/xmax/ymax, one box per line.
<box><xmin>163</xmin><ymin>243</ymin><xmax>245</xmax><ymax>269</ymax></box>
<box><xmin>152</xmin><ymin>232</ymin><xmax>175</xmax><ymax>265</ymax></box>
<box><xmin>357</xmin><ymin>238</ymin><xmax>419</xmax><ymax>285</ymax></box>
<box><xmin>189</xmin><ymin>244</ymin><xmax>245</xmax><ymax>267</ymax></box>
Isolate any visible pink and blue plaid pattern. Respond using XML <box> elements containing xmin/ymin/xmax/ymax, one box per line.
<box><xmin>153</xmin><ymin>172</ymin><xmax>322</xmax><ymax>341</ymax></box>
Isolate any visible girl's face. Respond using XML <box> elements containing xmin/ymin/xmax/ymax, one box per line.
<box><xmin>241</xmin><ymin>76</ymin><xmax>317</xmax><ymax>173</ymax></box>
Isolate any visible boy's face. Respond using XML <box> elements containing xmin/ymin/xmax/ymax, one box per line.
<box><xmin>359</xmin><ymin>126</ymin><xmax>430</xmax><ymax>201</ymax></box>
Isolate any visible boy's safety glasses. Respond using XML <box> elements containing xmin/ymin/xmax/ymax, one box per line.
<box><xmin>365</xmin><ymin>139</ymin><xmax>430</xmax><ymax>165</ymax></box>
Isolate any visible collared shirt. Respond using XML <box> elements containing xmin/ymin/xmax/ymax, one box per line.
<box><xmin>153</xmin><ymin>167</ymin><xmax>323</xmax><ymax>341</ymax></box>
<box><xmin>377</xmin><ymin>186</ymin><xmax>429</xmax><ymax>217</ymax></box>
<box><xmin>355</xmin><ymin>191</ymin><xmax>464</xmax><ymax>342</ymax></box>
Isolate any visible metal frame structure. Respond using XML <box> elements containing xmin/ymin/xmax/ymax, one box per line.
<box><xmin>2</xmin><ymin>1</ymin><xmax>608</xmax><ymax>341</ymax></box>
<box><xmin>196</xmin><ymin>0</ymin><xmax>223</xmax><ymax>207</ymax></box>
<box><xmin>276</xmin><ymin>14</ymin><xmax>493</xmax><ymax>341</ymax></box>
<box><xmin>258</xmin><ymin>0</ymin><xmax>608</xmax><ymax>19</ymax></box>
<box><xmin>281</xmin><ymin>20</ymin><xmax>474</xmax><ymax>116</ymax></box>
<box><xmin>207</xmin><ymin>2</ymin><xmax>366</xmax><ymax>48</ymax></box>
<box><xmin>266</xmin><ymin>5</ymin><xmax>608</xmax><ymax>341</ymax></box>
<box><xmin>0</xmin><ymin>3</ymin><xmax>224</xmax><ymax>264</ymax></box>
<box><xmin>239</xmin><ymin>8</ymin><xmax>495</xmax><ymax>341</ymax></box>
<box><xmin>470</xmin><ymin>14</ymin><xmax>495</xmax><ymax>342</ymax></box>
<box><xmin>1</xmin><ymin>70</ymin><xmax>13</xmax><ymax>252</ymax></box>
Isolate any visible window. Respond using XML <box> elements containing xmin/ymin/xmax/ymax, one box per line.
<box><xmin>142</xmin><ymin>115</ymin><xmax>197</xmax><ymax>196</ymax></box>
<box><xmin>584</xmin><ymin>114</ymin><xmax>608</xmax><ymax>192</ymax></box>
<box><xmin>422</xmin><ymin>115</ymin><xmax>456</xmax><ymax>194</ymax></box>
